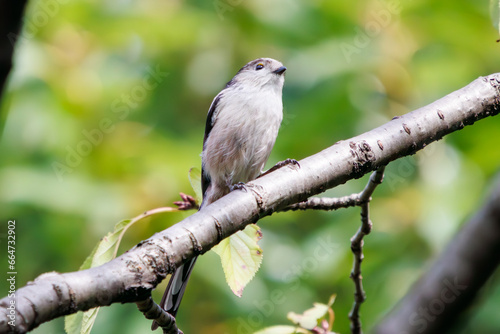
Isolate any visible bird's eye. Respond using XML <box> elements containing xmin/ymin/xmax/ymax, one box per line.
<box><xmin>255</xmin><ymin>63</ymin><xmax>264</xmax><ymax>70</ymax></box>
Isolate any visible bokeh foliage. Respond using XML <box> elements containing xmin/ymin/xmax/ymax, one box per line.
<box><xmin>1</xmin><ymin>0</ymin><xmax>499</xmax><ymax>333</ymax></box>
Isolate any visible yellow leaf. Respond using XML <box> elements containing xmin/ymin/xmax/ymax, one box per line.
<box><xmin>212</xmin><ymin>224</ymin><xmax>263</xmax><ymax>297</ymax></box>
<box><xmin>287</xmin><ymin>295</ymin><xmax>336</xmax><ymax>330</ymax></box>
<box><xmin>254</xmin><ymin>325</ymin><xmax>305</xmax><ymax>334</ymax></box>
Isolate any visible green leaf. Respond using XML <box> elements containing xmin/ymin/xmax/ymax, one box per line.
<box><xmin>490</xmin><ymin>0</ymin><xmax>500</xmax><ymax>35</ymax></box>
<box><xmin>212</xmin><ymin>224</ymin><xmax>263</xmax><ymax>297</ymax></box>
<box><xmin>96</xmin><ymin>219</ymin><xmax>132</xmax><ymax>266</ymax></box>
<box><xmin>64</xmin><ymin>207</ymin><xmax>177</xmax><ymax>334</ymax></box>
<box><xmin>81</xmin><ymin>308</ymin><xmax>100</xmax><ymax>334</ymax></box>
<box><xmin>188</xmin><ymin>167</ymin><xmax>203</xmax><ymax>204</ymax></box>
<box><xmin>64</xmin><ymin>312</ymin><xmax>83</xmax><ymax>334</ymax></box>
<box><xmin>254</xmin><ymin>325</ymin><xmax>305</xmax><ymax>334</ymax></box>
<box><xmin>287</xmin><ymin>295</ymin><xmax>336</xmax><ymax>330</ymax></box>
<box><xmin>64</xmin><ymin>219</ymin><xmax>131</xmax><ymax>334</ymax></box>
<box><xmin>64</xmin><ymin>306</ymin><xmax>102</xmax><ymax>334</ymax></box>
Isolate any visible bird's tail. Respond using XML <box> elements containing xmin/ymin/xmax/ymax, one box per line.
<box><xmin>151</xmin><ymin>256</ymin><xmax>198</xmax><ymax>330</ymax></box>
<box><xmin>152</xmin><ymin>191</ymin><xmax>210</xmax><ymax>330</ymax></box>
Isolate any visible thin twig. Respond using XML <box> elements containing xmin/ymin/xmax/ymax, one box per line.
<box><xmin>136</xmin><ymin>297</ymin><xmax>183</xmax><ymax>334</ymax></box>
<box><xmin>358</xmin><ymin>166</ymin><xmax>385</xmax><ymax>203</ymax></box>
<box><xmin>282</xmin><ymin>165</ymin><xmax>385</xmax><ymax>212</ymax></box>
<box><xmin>282</xmin><ymin>166</ymin><xmax>385</xmax><ymax>333</ymax></box>
<box><xmin>348</xmin><ymin>167</ymin><xmax>385</xmax><ymax>334</ymax></box>
<box><xmin>282</xmin><ymin>193</ymin><xmax>361</xmax><ymax>211</ymax></box>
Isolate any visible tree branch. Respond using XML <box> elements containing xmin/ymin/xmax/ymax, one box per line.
<box><xmin>0</xmin><ymin>1</ymin><xmax>27</xmax><ymax>99</ymax></box>
<box><xmin>1</xmin><ymin>74</ymin><xmax>499</xmax><ymax>333</ymax></box>
<box><xmin>374</xmin><ymin>174</ymin><xmax>500</xmax><ymax>334</ymax></box>
<box><xmin>136</xmin><ymin>298</ymin><xmax>182</xmax><ymax>334</ymax></box>
<box><xmin>349</xmin><ymin>167</ymin><xmax>385</xmax><ymax>334</ymax></box>
<box><xmin>283</xmin><ymin>194</ymin><xmax>361</xmax><ymax>211</ymax></box>
<box><xmin>283</xmin><ymin>167</ymin><xmax>387</xmax><ymax>334</ymax></box>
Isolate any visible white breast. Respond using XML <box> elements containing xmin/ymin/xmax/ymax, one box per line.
<box><xmin>202</xmin><ymin>84</ymin><xmax>283</xmax><ymax>201</ymax></box>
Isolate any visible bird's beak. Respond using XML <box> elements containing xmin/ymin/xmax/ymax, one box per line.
<box><xmin>273</xmin><ymin>66</ymin><xmax>287</xmax><ymax>75</ymax></box>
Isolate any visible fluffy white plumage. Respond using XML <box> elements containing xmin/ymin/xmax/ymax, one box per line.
<box><xmin>201</xmin><ymin>57</ymin><xmax>286</xmax><ymax>207</ymax></box>
<box><xmin>153</xmin><ymin>58</ymin><xmax>286</xmax><ymax>329</ymax></box>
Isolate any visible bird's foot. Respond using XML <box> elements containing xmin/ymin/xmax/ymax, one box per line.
<box><xmin>258</xmin><ymin>158</ymin><xmax>300</xmax><ymax>178</ymax></box>
<box><xmin>230</xmin><ymin>182</ymin><xmax>248</xmax><ymax>192</ymax></box>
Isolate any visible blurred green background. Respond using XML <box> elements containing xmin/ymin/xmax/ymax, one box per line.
<box><xmin>1</xmin><ymin>0</ymin><xmax>500</xmax><ymax>333</ymax></box>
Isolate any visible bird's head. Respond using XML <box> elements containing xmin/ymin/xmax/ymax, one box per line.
<box><xmin>227</xmin><ymin>58</ymin><xmax>286</xmax><ymax>90</ymax></box>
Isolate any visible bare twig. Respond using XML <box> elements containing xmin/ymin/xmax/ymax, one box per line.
<box><xmin>283</xmin><ymin>165</ymin><xmax>385</xmax><ymax>212</ymax></box>
<box><xmin>136</xmin><ymin>297</ymin><xmax>183</xmax><ymax>334</ymax></box>
<box><xmin>282</xmin><ymin>193</ymin><xmax>361</xmax><ymax>211</ymax></box>
<box><xmin>348</xmin><ymin>167</ymin><xmax>385</xmax><ymax>334</ymax></box>
<box><xmin>285</xmin><ymin>167</ymin><xmax>386</xmax><ymax>334</ymax></box>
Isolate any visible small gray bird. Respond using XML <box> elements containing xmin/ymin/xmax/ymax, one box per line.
<box><xmin>152</xmin><ymin>58</ymin><xmax>286</xmax><ymax>330</ymax></box>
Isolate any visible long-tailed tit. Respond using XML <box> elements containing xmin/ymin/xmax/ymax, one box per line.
<box><xmin>152</xmin><ymin>58</ymin><xmax>286</xmax><ymax>330</ymax></box>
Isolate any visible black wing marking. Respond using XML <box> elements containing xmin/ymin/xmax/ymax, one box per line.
<box><xmin>201</xmin><ymin>92</ymin><xmax>222</xmax><ymax>197</ymax></box>
<box><xmin>151</xmin><ymin>257</ymin><xmax>198</xmax><ymax>330</ymax></box>
<box><xmin>203</xmin><ymin>93</ymin><xmax>221</xmax><ymax>144</ymax></box>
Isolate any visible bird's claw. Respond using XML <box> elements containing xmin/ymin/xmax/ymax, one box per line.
<box><xmin>277</xmin><ymin>158</ymin><xmax>300</xmax><ymax>169</ymax></box>
<box><xmin>258</xmin><ymin>158</ymin><xmax>300</xmax><ymax>178</ymax></box>
<box><xmin>230</xmin><ymin>182</ymin><xmax>248</xmax><ymax>192</ymax></box>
